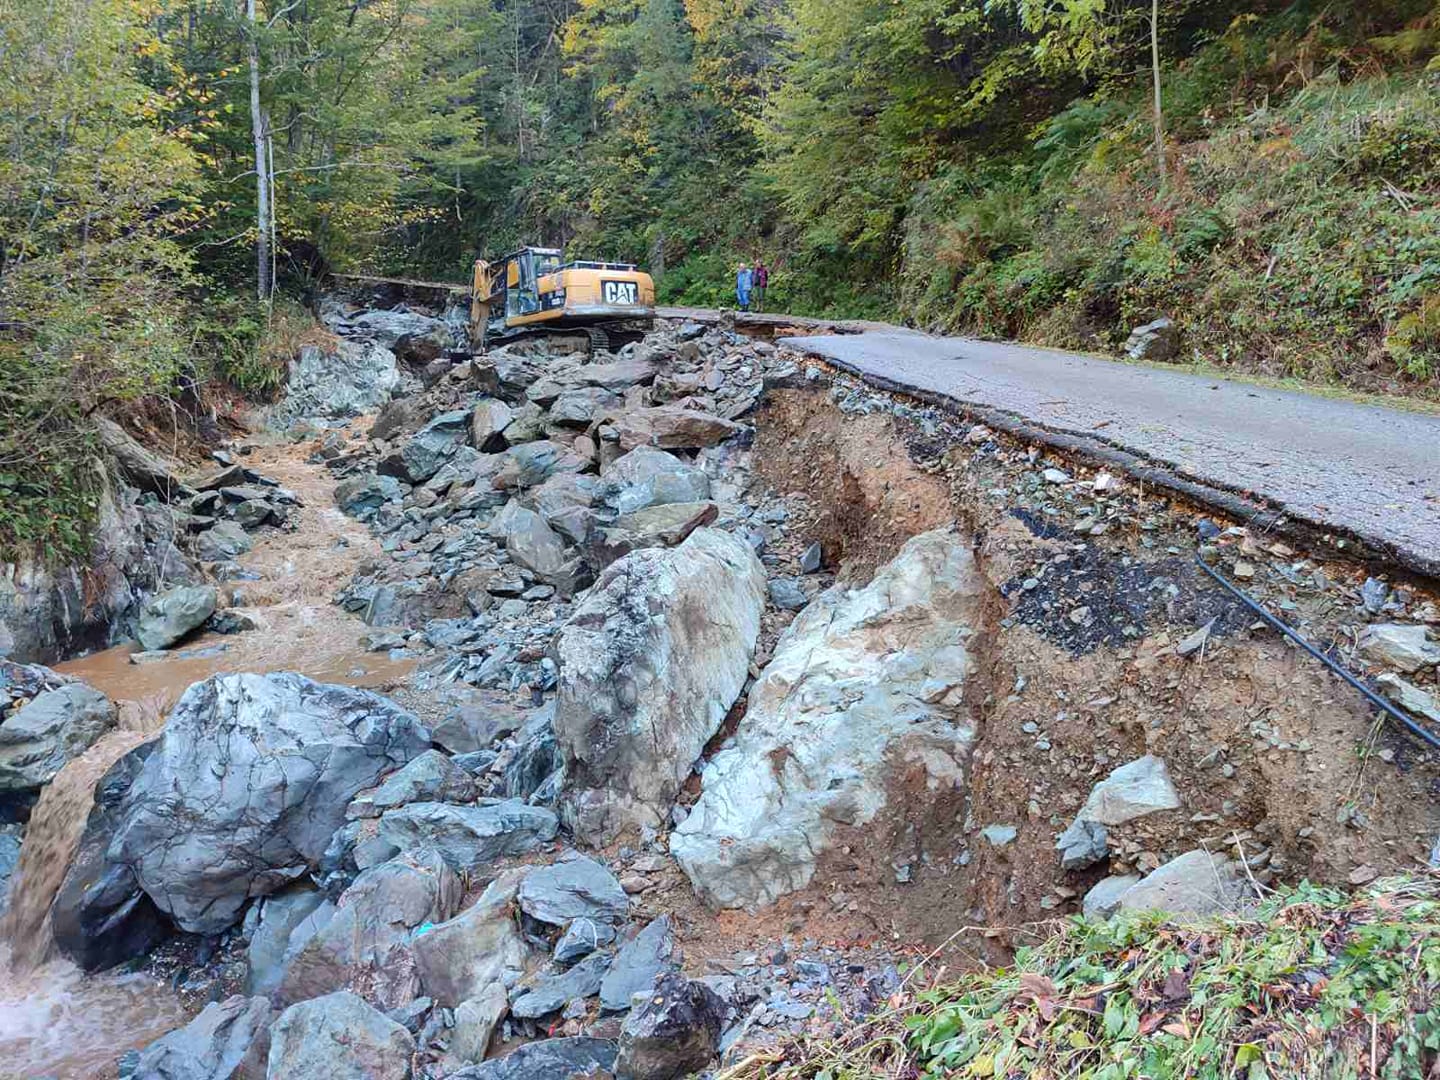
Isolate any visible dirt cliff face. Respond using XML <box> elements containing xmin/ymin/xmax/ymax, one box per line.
<box><xmin>743</xmin><ymin>380</ymin><xmax>1440</xmax><ymax>956</ymax></box>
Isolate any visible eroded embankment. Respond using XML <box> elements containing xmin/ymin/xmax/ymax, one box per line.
<box><xmin>745</xmin><ymin>373</ymin><xmax>1440</xmax><ymax>953</ymax></box>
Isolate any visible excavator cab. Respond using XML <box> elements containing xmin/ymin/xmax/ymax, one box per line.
<box><xmin>470</xmin><ymin>245</ymin><xmax>655</xmax><ymax>352</ymax></box>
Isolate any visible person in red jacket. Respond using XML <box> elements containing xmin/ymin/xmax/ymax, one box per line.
<box><xmin>752</xmin><ymin>261</ymin><xmax>770</xmax><ymax>312</ymax></box>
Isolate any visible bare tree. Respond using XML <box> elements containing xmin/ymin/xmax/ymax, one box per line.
<box><xmin>1150</xmin><ymin>0</ymin><xmax>1166</xmax><ymax>183</ymax></box>
<box><xmin>247</xmin><ymin>0</ymin><xmax>273</xmax><ymax>301</ymax></box>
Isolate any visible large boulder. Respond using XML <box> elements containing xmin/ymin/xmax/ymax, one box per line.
<box><xmin>471</xmin><ymin>399</ymin><xmax>516</xmax><ymax>452</ymax></box>
<box><xmin>283</xmin><ymin>340</ymin><xmax>400</xmax><ymax>419</ymax></box>
<box><xmin>517</xmin><ymin>851</ymin><xmax>629</xmax><ymax>926</ymax></box>
<box><xmin>335</xmin><ymin>474</ymin><xmax>402</xmax><ymax>519</ymax></box>
<box><xmin>376</xmin><ymin>799</ymin><xmax>558</xmax><ymax>872</ymax></box>
<box><xmin>265</xmin><ymin>991</ymin><xmax>414</xmax><ymax>1080</ymax></box>
<box><xmin>413</xmin><ymin>868</ymin><xmax>529</xmax><ymax>1007</ymax></box>
<box><xmin>243</xmin><ymin>884</ymin><xmax>331</xmax><ymax>996</ymax></box>
<box><xmin>348</xmin><ymin>308</ymin><xmax>450</xmax><ymax>356</ymax></box>
<box><xmin>550</xmin><ymin>386</ymin><xmax>622</xmax><ymax>428</ymax></box>
<box><xmin>51</xmin><ymin>740</ymin><xmax>169</xmax><ymax>971</ymax></box>
<box><xmin>446</xmin><ymin>1037</ymin><xmax>618</xmax><ymax>1080</ymax></box>
<box><xmin>109</xmin><ymin>673</ymin><xmax>431</xmax><ymax>934</ymax></box>
<box><xmin>504</xmin><ymin>507</ymin><xmax>567</xmax><ymax>579</ymax></box>
<box><xmin>378</xmin><ymin>410</ymin><xmax>470</xmax><ymax>484</ymax></box>
<box><xmin>599</xmin><ymin>915</ymin><xmax>675</xmax><ymax>1012</ymax></box>
<box><xmin>598</xmin><ymin>447</ymin><xmax>710</xmax><ymax>515</ymax></box>
<box><xmin>615</xmin><ymin>973</ymin><xmax>727</xmax><ymax>1080</ymax></box>
<box><xmin>671</xmin><ymin>526</ymin><xmax>985</xmax><ymax>909</ymax></box>
<box><xmin>194</xmin><ymin>521</ymin><xmax>252</xmax><ymax>562</ymax></box>
<box><xmin>554</xmin><ymin>528</ymin><xmax>765</xmax><ymax>844</ymax></box>
<box><xmin>277</xmin><ymin>848</ymin><xmax>461</xmax><ymax>1008</ymax></box>
<box><xmin>346</xmin><ymin>749</ymin><xmax>477</xmax><ymax>819</ymax></box>
<box><xmin>1115</xmin><ymin>849</ymin><xmax>1248</xmax><ymax>917</ymax></box>
<box><xmin>0</xmin><ymin>682</ymin><xmax>117</xmax><ymax>794</ymax></box>
<box><xmin>611</xmin><ymin>406</ymin><xmax>743</xmax><ymax>452</ymax></box>
<box><xmin>95</xmin><ymin>417</ymin><xmax>190</xmax><ymax>500</ymax></box>
<box><xmin>573</xmin><ymin>358</ymin><xmax>659</xmax><ymax>391</ymax></box>
<box><xmin>134</xmin><ymin>585</ymin><xmax>218</xmax><ymax>651</ymax></box>
<box><xmin>510</xmin><ymin>950</ymin><xmax>610</xmax><ymax>1019</ymax></box>
<box><xmin>494</xmin><ymin>441</ymin><xmax>587</xmax><ymax>490</ymax></box>
<box><xmin>131</xmin><ymin>995</ymin><xmax>272</xmax><ymax>1080</ymax></box>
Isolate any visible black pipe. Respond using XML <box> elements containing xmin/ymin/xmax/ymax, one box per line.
<box><xmin>1194</xmin><ymin>556</ymin><xmax>1440</xmax><ymax>752</ymax></box>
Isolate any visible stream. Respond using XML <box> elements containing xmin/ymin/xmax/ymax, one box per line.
<box><xmin>0</xmin><ymin>429</ymin><xmax>408</xmax><ymax>1079</ymax></box>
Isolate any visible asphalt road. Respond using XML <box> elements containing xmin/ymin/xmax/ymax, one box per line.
<box><xmin>777</xmin><ymin>330</ymin><xmax>1440</xmax><ymax>580</ymax></box>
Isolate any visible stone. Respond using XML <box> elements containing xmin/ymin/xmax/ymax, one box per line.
<box><xmin>377</xmin><ymin>799</ymin><xmax>558</xmax><ymax>872</ymax></box>
<box><xmin>1116</xmin><ymin>850</ymin><xmax>1247</xmax><ymax>916</ymax></box>
<box><xmin>231</xmin><ymin>500</ymin><xmax>275</xmax><ymax>530</ymax></box>
<box><xmin>471</xmin><ymin>399</ymin><xmax>516</xmax><ymax>452</ymax></box>
<box><xmin>798</xmin><ymin>541</ymin><xmax>822</xmax><ymax>574</ymax></box>
<box><xmin>282</xmin><ymin>340</ymin><xmax>400</xmax><ymax>419</ymax></box>
<box><xmin>768</xmin><ymin>577</ymin><xmax>808</xmax><ymax>612</ymax></box>
<box><xmin>517</xmin><ymin>851</ymin><xmax>629</xmax><ymax>926</ymax></box>
<box><xmin>266</xmin><ymin>991</ymin><xmax>414</xmax><ymax>1080</ymax></box>
<box><xmin>430</xmin><ymin>702</ymin><xmax>525</xmax><ymax>755</ymax></box>
<box><xmin>379</xmin><ymin>410</ymin><xmax>470</xmax><ymax>484</ymax></box>
<box><xmin>451</xmin><ymin>983</ymin><xmax>509</xmax><ymax>1064</ymax></box>
<box><xmin>1074</xmin><ymin>755</ymin><xmax>1180</xmax><ymax>827</ymax></box>
<box><xmin>1124</xmin><ymin>316</ymin><xmax>1180</xmax><ymax>361</ymax></box>
<box><xmin>132</xmin><ymin>995</ymin><xmax>272</xmax><ymax>1080</ymax></box>
<box><xmin>50</xmin><ymin>740</ymin><xmax>169</xmax><ymax>971</ymax></box>
<box><xmin>209</xmin><ymin>609</ymin><xmax>258</xmax><ymax>636</ymax></box>
<box><xmin>554</xmin><ymin>918</ymin><xmax>617</xmax><ymax>962</ymax></box>
<box><xmin>615</xmin><ymin>973</ymin><xmax>726</xmax><ymax>1080</ymax></box>
<box><xmin>1377</xmin><ymin>673</ymin><xmax>1440</xmax><ymax>723</ymax></box>
<box><xmin>335</xmin><ymin>474</ymin><xmax>402</xmax><ymax>518</ymax></box>
<box><xmin>413</xmin><ymin>869</ymin><xmax>529</xmax><ymax>1007</ymax></box>
<box><xmin>110</xmin><ymin>673</ymin><xmax>431</xmax><ymax>934</ymax></box>
<box><xmin>1056</xmin><ymin>818</ymin><xmax>1110</xmax><ymax>871</ymax></box>
<box><xmin>980</xmin><ymin>824</ymin><xmax>1017</xmax><ymax>847</ymax></box>
<box><xmin>348</xmin><ymin>308</ymin><xmax>451</xmax><ymax>354</ymax></box>
<box><xmin>600</xmin><ymin>916</ymin><xmax>675</xmax><ymax>1012</ymax></box>
<box><xmin>134</xmin><ymin>585</ymin><xmax>218</xmax><ymax>651</ymax></box>
<box><xmin>612</xmin><ymin>407</ymin><xmax>743</xmax><ymax>452</ymax></box>
<box><xmin>511</xmin><ymin>950</ymin><xmax>611</xmax><ymax>1019</ymax></box>
<box><xmin>1082</xmin><ymin>874</ymin><xmax>1141</xmax><ymax>919</ymax></box>
<box><xmin>0</xmin><ymin>829</ymin><xmax>19</xmax><ymax>917</ymax></box>
<box><xmin>495</xmin><ymin>441</ymin><xmax>587</xmax><ymax>490</ymax></box>
<box><xmin>574</xmin><ymin>358</ymin><xmax>659</xmax><ymax>391</ymax></box>
<box><xmin>550</xmin><ymin>386</ymin><xmax>622</xmax><ymax>427</ymax></box>
<box><xmin>277</xmin><ymin>849</ymin><xmax>461</xmax><ymax>1008</ymax></box>
<box><xmin>599</xmin><ymin>446</ymin><xmax>710</xmax><ymax>515</ymax></box>
<box><xmin>672</xmin><ymin>527</ymin><xmax>983</xmax><ymax>909</ymax></box>
<box><xmin>505</xmin><ymin>506</ymin><xmax>568</xmax><ymax>578</ymax></box>
<box><xmin>1358</xmin><ymin>624</ymin><xmax>1440</xmax><ymax>673</ymax></box>
<box><xmin>612</xmin><ymin>502</ymin><xmax>718</xmax><ymax>548</ymax></box>
<box><xmin>195</xmin><ymin>521</ymin><xmax>252</xmax><ymax>562</ymax></box>
<box><xmin>348</xmin><ymin>750</ymin><xmax>477</xmax><ymax>819</ymax></box>
<box><xmin>1175</xmin><ymin>618</ymin><xmax>1215</xmax><ymax>659</ymax></box>
<box><xmin>0</xmin><ymin>681</ymin><xmax>117</xmax><ymax>794</ymax></box>
<box><xmin>554</xmin><ymin>528</ymin><xmax>766</xmax><ymax>843</ymax></box>
<box><xmin>244</xmin><ymin>885</ymin><xmax>329</xmax><ymax>996</ymax></box>
<box><xmin>444</xmin><ymin>1037</ymin><xmax>617</xmax><ymax>1080</ymax></box>
<box><xmin>95</xmin><ymin>417</ymin><xmax>191</xmax><ymax>500</ymax></box>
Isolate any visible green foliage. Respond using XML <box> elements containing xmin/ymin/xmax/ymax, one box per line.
<box><xmin>718</xmin><ymin>875</ymin><xmax>1440</xmax><ymax>1080</ymax></box>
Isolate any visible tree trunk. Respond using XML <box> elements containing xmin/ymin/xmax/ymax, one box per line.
<box><xmin>247</xmin><ymin>0</ymin><xmax>272</xmax><ymax>302</ymax></box>
<box><xmin>1151</xmin><ymin>0</ymin><xmax>1166</xmax><ymax>184</ymax></box>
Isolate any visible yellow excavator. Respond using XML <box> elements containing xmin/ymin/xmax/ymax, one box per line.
<box><xmin>470</xmin><ymin>246</ymin><xmax>656</xmax><ymax>352</ymax></box>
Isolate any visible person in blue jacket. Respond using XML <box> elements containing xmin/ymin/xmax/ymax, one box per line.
<box><xmin>735</xmin><ymin>263</ymin><xmax>753</xmax><ymax>311</ymax></box>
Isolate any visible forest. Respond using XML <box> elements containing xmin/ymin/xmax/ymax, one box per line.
<box><xmin>3</xmin><ymin>0</ymin><xmax>1440</xmax><ymax>558</ymax></box>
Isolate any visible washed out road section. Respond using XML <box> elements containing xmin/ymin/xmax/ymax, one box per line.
<box><xmin>780</xmin><ymin>330</ymin><xmax>1440</xmax><ymax>580</ymax></box>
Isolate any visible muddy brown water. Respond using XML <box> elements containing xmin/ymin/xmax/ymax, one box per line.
<box><xmin>0</xmin><ymin>428</ymin><xmax>412</xmax><ymax>1079</ymax></box>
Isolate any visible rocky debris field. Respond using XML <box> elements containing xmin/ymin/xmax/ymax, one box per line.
<box><xmin>3</xmin><ymin>298</ymin><xmax>1440</xmax><ymax>1079</ymax></box>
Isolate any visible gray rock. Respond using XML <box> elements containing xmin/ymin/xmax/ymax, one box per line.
<box><xmin>767</xmin><ymin>577</ymin><xmax>808</xmax><ymax>612</ymax></box>
<box><xmin>377</xmin><ymin>800</ymin><xmax>558</xmax><ymax>872</ymax></box>
<box><xmin>495</xmin><ymin>440</ymin><xmax>586</xmax><ymax>490</ymax></box>
<box><xmin>471</xmin><ymin>399</ymin><xmax>516</xmax><ymax>452</ymax></box>
<box><xmin>282</xmin><ymin>340</ymin><xmax>400</xmax><ymax>420</ymax></box>
<box><xmin>1075</xmin><ymin>755</ymin><xmax>1180</xmax><ymax>827</ymax></box>
<box><xmin>1116</xmin><ymin>850</ymin><xmax>1247</xmax><ymax>916</ymax></box>
<box><xmin>799</xmin><ymin>541</ymin><xmax>822</xmax><ymax>574</ymax></box>
<box><xmin>615</xmin><ymin>973</ymin><xmax>727</xmax><ymax>1080</ymax></box>
<box><xmin>553</xmin><ymin>917</ymin><xmax>617</xmax><ymax>962</ymax></box>
<box><xmin>1056</xmin><ymin>818</ymin><xmax>1110</xmax><ymax>871</ymax></box>
<box><xmin>379</xmin><ymin>410</ymin><xmax>470</xmax><ymax>483</ymax></box>
<box><xmin>672</xmin><ymin>527</ymin><xmax>983</xmax><ymax>909</ymax></box>
<box><xmin>194</xmin><ymin>521</ymin><xmax>252</xmax><ymax>562</ymax></box>
<box><xmin>573</xmin><ymin>358</ymin><xmax>659</xmax><ymax>391</ymax></box>
<box><xmin>132</xmin><ymin>995</ymin><xmax>272</xmax><ymax>1080</ymax></box>
<box><xmin>110</xmin><ymin>673</ymin><xmax>431</xmax><ymax>934</ymax></box>
<box><xmin>1081</xmin><ymin>874</ymin><xmax>1141</xmax><ymax>919</ymax></box>
<box><xmin>517</xmin><ymin>851</ymin><xmax>629</xmax><ymax>926</ymax></box>
<box><xmin>511</xmin><ymin>950</ymin><xmax>611</xmax><ymax>1019</ymax></box>
<box><xmin>95</xmin><ymin>417</ymin><xmax>191</xmax><ymax>500</ymax></box>
<box><xmin>1358</xmin><ymin>623</ymin><xmax>1440</xmax><ymax>673</ymax></box>
<box><xmin>555</xmin><ymin>529</ymin><xmax>766</xmax><ymax>844</ymax></box>
<box><xmin>244</xmin><ymin>885</ymin><xmax>329</xmax><ymax>996</ymax></box>
<box><xmin>1124</xmin><ymin>316</ymin><xmax>1180</xmax><ymax>361</ymax></box>
<box><xmin>444</xmin><ymin>1037</ymin><xmax>617</xmax><ymax>1080</ymax></box>
<box><xmin>505</xmin><ymin>507</ymin><xmax>567</xmax><ymax>579</ymax></box>
<box><xmin>348</xmin><ymin>308</ymin><xmax>450</xmax><ymax>354</ymax></box>
<box><xmin>0</xmin><ymin>682</ymin><xmax>117</xmax><ymax>793</ymax></box>
<box><xmin>50</xmin><ymin>740</ymin><xmax>168</xmax><ymax>971</ymax></box>
<box><xmin>277</xmin><ymin>849</ymin><xmax>460</xmax><ymax>1008</ymax></box>
<box><xmin>611</xmin><ymin>406</ymin><xmax>743</xmax><ymax>452</ymax></box>
<box><xmin>451</xmin><ymin>983</ymin><xmax>509</xmax><ymax>1064</ymax></box>
<box><xmin>266</xmin><ymin>991</ymin><xmax>414</xmax><ymax>1080</ymax></box>
<box><xmin>348</xmin><ymin>749</ymin><xmax>477</xmax><ymax>819</ymax></box>
<box><xmin>413</xmin><ymin>869</ymin><xmax>529</xmax><ymax>1007</ymax></box>
<box><xmin>550</xmin><ymin>386</ymin><xmax>622</xmax><ymax>427</ymax></box>
<box><xmin>980</xmin><ymin>824</ymin><xmax>1017</xmax><ymax>847</ymax></box>
<box><xmin>134</xmin><ymin>585</ymin><xmax>218</xmax><ymax>651</ymax></box>
<box><xmin>335</xmin><ymin>474</ymin><xmax>402</xmax><ymax>518</ymax></box>
<box><xmin>599</xmin><ymin>447</ymin><xmax>710</xmax><ymax>515</ymax></box>
<box><xmin>231</xmin><ymin>500</ymin><xmax>274</xmax><ymax>530</ymax></box>
<box><xmin>1378</xmin><ymin>673</ymin><xmax>1440</xmax><ymax>723</ymax></box>
<box><xmin>0</xmin><ymin>829</ymin><xmax>20</xmax><ymax>917</ymax></box>
<box><xmin>599</xmin><ymin>916</ymin><xmax>674</xmax><ymax>1012</ymax></box>
<box><xmin>430</xmin><ymin>703</ymin><xmax>525</xmax><ymax>755</ymax></box>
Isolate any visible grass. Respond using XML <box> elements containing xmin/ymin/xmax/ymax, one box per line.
<box><xmin>718</xmin><ymin>875</ymin><xmax>1440</xmax><ymax>1080</ymax></box>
